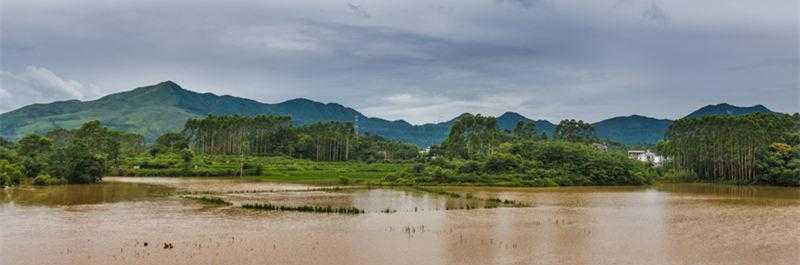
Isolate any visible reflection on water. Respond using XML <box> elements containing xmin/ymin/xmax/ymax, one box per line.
<box><xmin>656</xmin><ymin>183</ymin><xmax>800</xmax><ymax>200</ymax></box>
<box><xmin>0</xmin><ymin>181</ymin><xmax>174</xmax><ymax>206</ymax></box>
<box><xmin>1</xmin><ymin>177</ymin><xmax>799</xmax><ymax>265</ymax></box>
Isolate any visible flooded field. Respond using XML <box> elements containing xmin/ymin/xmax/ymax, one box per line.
<box><xmin>2</xmin><ymin>177</ymin><xmax>799</xmax><ymax>265</ymax></box>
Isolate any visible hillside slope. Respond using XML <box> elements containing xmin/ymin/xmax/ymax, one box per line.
<box><xmin>1</xmin><ymin>81</ymin><xmax>778</xmax><ymax>146</ymax></box>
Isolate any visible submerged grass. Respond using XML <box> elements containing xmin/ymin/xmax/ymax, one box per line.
<box><xmin>181</xmin><ymin>196</ymin><xmax>232</xmax><ymax>206</ymax></box>
<box><xmin>241</xmin><ymin>203</ymin><xmax>365</xmax><ymax>214</ymax></box>
<box><xmin>410</xmin><ymin>186</ymin><xmax>462</xmax><ymax>198</ymax></box>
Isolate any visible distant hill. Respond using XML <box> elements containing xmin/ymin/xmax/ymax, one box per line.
<box><xmin>0</xmin><ymin>81</ymin><xmax>778</xmax><ymax>146</ymax></box>
<box><xmin>0</xmin><ymin>81</ymin><xmax>555</xmax><ymax>146</ymax></box>
<box><xmin>593</xmin><ymin>115</ymin><xmax>673</xmax><ymax>145</ymax></box>
<box><xmin>685</xmin><ymin>103</ymin><xmax>773</xmax><ymax>118</ymax></box>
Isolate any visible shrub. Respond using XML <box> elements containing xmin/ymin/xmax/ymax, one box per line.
<box><xmin>483</xmin><ymin>153</ymin><xmax>521</xmax><ymax>173</ymax></box>
<box><xmin>0</xmin><ymin>160</ymin><xmax>23</xmax><ymax>186</ymax></box>
<box><xmin>424</xmin><ymin>165</ymin><xmax>454</xmax><ymax>182</ymax></box>
<box><xmin>32</xmin><ymin>174</ymin><xmax>64</xmax><ymax>186</ymax></box>
<box><xmin>338</xmin><ymin>176</ymin><xmax>352</xmax><ymax>185</ymax></box>
<box><xmin>458</xmin><ymin>160</ymin><xmax>481</xmax><ymax>174</ymax></box>
<box><xmin>756</xmin><ymin>143</ymin><xmax>800</xmax><ymax>186</ymax></box>
<box><xmin>48</xmin><ymin>143</ymin><xmax>106</xmax><ymax>184</ymax></box>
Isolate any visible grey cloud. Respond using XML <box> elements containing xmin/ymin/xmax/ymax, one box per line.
<box><xmin>347</xmin><ymin>3</ymin><xmax>371</xmax><ymax>18</ymax></box>
<box><xmin>0</xmin><ymin>0</ymin><xmax>797</xmax><ymax>123</ymax></box>
<box><xmin>642</xmin><ymin>3</ymin><xmax>670</xmax><ymax>24</ymax></box>
<box><xmin>495</xmin><ymin>0</ymin><xmax>544</xmax><ymax>9</ymax></box>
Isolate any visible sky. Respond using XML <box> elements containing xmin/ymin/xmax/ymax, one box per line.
<box><xmin>1</xmin><ymin>0</ymin><xmax>798</xmax><ymax>124</ymax></box>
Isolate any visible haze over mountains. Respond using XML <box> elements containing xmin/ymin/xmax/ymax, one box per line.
<box><xmin>0</xmin><ymin>81</ymin><xmax>775</xmax><ymax>146</ymax></box>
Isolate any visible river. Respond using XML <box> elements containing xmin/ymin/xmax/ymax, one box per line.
<box><xmin>2</xmin><ymin>177</ymin><xmax>799</xmax><ymax>265</ymax></box>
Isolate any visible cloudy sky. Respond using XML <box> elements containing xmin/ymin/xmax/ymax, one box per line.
<box><xmin>1</xmin><ymin>0</ymin><xmax>797</xmax><ymax>123</ymax></box>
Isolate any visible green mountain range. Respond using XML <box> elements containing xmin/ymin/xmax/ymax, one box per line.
<box><xmin>684</xmin><ymin>103</ymin><xmax>773</xmax><ymax>118</ymax></box>
<box><xmin>0</xmin><ymin>81</ymin><xmax>775</xmax><ymax>146</ymax></box>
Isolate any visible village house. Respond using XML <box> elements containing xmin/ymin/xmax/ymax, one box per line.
<box><xmin>627</xmin><ymin>149</ymin><xmax>665</xmax><ymax>166</ymax></box>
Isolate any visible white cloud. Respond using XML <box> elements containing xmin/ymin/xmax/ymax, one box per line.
<box><xmin>0</xmin><ymin>66</ymin><xmax>96</xmax><ymax>112</ymax></box>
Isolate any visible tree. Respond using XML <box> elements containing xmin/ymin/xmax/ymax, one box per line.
<box><xmin>155</xmin><ymin>132</ymin><xmax>189</xmax><ymax>151</ymax></box>
<box><xmin>441</xmin><ymin>114</ymin><xmax>507</xmax><ymax>159</ymax></box>
<box><xmin>756</xmin><ymin>143</ymin><xmax>800</xmax><ymax>186</ymax></box>
<box><xmin>17</xmin><ymin>134</ymin><xmax>53</xmax><ymax>177</ymax></box>
<box><xmin>0</xmin><ymin>160</ymin><xmax>23</xmax><ymax>186</ymax></box>
<box><xmin>665</xmin><ymin>112</ymin><xmax>799</xmax><ymax>184</ymax></box>
<box><xmin>18</xmin><ymin>134</ymin><xmax>53</xmax><ymax>156</ymax></box>
<box><xmin>47</xmin><ymin>142</ymin><xmax>106</xmax><ymax>184</ymax></box>
<box><xmin>512</xmin><ymin>121</ymin><xmax>540</xmax><ymax>140</ymax></box>
<box><xmin>555</xmin><ymin>119</ymin><xmax>595</xmax><ymax>142</ymax></box>
<box><xmin>180</xmin><ymin>148</ymin><xmax>194</xmax><ymax>170</ymax></box>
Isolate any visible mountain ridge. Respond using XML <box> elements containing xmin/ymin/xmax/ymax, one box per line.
<box><xmin>0</xmin><ymin>81</ymin><xmax>776</xmax><ymax>146</ymax></box>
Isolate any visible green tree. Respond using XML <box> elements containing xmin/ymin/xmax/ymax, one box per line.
<box><xmin>756</xmin><ymin>143</ymin><xmax>800</xmax><ymax>186</ymax></box>
<box><xmin>555</xmin><ymin>119</ymin><xmax>595</xmax><ymax>142</ymax></box>
<box><xmin>17</xmin><ymin>134</ymin><xmax>53</xmax><ymax>177</ymax></box>
<box><xmin>0</xmin><ymin>160</ymin><xmax>23</xmax><ymax>186</ymax></box>
<box><xmin>512</xmin><ymin>121</ymin><xmax>540</xmax><ymax>140</ymax></box>
<box><xmin>155</xmin><ymin>132</ymin><xmax>189</xmax><ymax>151</ymax></box>
<box><xmin>47</xmin><ymin>142</ymin><xmax>106</xmax><ymax>184</ymax></box>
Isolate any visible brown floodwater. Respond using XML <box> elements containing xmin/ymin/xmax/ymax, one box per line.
<box><xmin>2</xmin><ymin>177</ymin><xmax>799</xmax><ymax>265</ymax></box>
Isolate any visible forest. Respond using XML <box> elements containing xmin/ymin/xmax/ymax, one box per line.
<box><xmin>1</xmin><ymin>112</ymin><xmax>797</xmax><ymax>187</ymax></box>
<box><xmin>659</xmin><ymin>112</ymin><xmax>800</xmax><ymax>186</ymax></box>
<box><xmin>0</xmin><ymin>115</ymin><xmax>418</xmax><ymax>185</ymax></box>
<box><xmin>383</xmin><ymin>114</ymin><xmax>657</xmax><ymax>186</ymax></box>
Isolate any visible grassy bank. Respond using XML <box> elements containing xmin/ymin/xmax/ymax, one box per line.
<box><xmin>115</xmin><ymin>154</ymin><xmax>411</xmax><ymax>185</ymax></box>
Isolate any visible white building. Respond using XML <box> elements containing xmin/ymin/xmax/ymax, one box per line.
<box><xmin>627</xmin><ymin>150</ymin><xmax>664</xmax><ymax>166</ymax></box>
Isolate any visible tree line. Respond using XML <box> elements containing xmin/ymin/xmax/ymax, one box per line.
<box><xmin>179</xmin><ymin>115</ymin><xmax>419</xmax><ymax>162</ymax></box>
<box><xmin>388</xmin><ymin>114</ymin><xmax>655</xmax><ymax>186</ymax></box>
<box><xmin>0</xmin><ymin>121</ymin><xmax>144</xmax><ymax>186</ymax></box>
<box><xmin>660</xmin><ymin>112</ymin><xmax>799</xmax><ymax>185</ymax></box>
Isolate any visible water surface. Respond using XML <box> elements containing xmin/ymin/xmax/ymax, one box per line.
<box><xmin>2</xmin><ymin>177</ymin><xmax>798</xmax><ymax>265</ymax></box>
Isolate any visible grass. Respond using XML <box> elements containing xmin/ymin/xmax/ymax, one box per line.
<box><xmin>181</xmin><ymin>196</ymin><xmax>232</xmax><ymax>206</ymax></box>
<box><xmin>241</xmin><ymin>202</ymin><xmax>365</xmax><ymax>214</ymax></box>
<box><xmin>409</xmin><ymin>186</ymin><xmax>462</xmax><ymax>198</ymax></box>
<box><xmin>257</xmin><ymin>156</ymin><xmax>409</xmax><ymax>184</ymax></box>
<box><xmin>117</xmin><ymin>154</ymin><xmax>411</xmax><ymax>185</ymax></box>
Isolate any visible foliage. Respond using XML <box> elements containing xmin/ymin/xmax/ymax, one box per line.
<box><xmin>242</xmin><ymin>202</ymin><xmax>365</xmax><ymax>214</ymax></box>
<box><xmin>32</xmin><ymin>174</ymin><xmax>64</xmax><ymax>186</ymax></box>
<box><xmin>183</xmin><ymin>115</ymin><xmax>418</xmax><ymax>162</ymax></box>
<box><xmin>755</xmin><ymin>143</ymin><xmax>800</xmax><ymax>186</ymax></box>
<box><xmin>17</xmin><ymin>134</ymin><xmax>52</xmax><ymax>177</ymax></box>
<box><xmin>0</xmin><ymin>159</ymin><xmax>23</xmax><ymax>186</ymax></box>
<box><xmin>337</xmin><ymin>176</ymin><xmax>352</xmax><ymax>185</ymax></box>
<box><xmin>387</xmin><ymin>114</ymin><xmax>656</xmax><ymax>187</ymax></box>
<box><xmin>555</xmin><ymin>119</ymin><xmax>595</xmax><ymax>142</ymax></box>
<box><xmin>440</xmin><ymin>114</ymin><xmax>510</xmax><ymax>159</ymax></box>
<box><xmin>155</xmin><ymin>132</ymin><xmax>189</xmax><ymax>151</ymax></box>
<box><xmin>181</xmin><ymin>196</ymin><xmax>232</xmax><ymax>205</ymax></box>
<box><xmin>511</xmin><ymin>121</ymin><xmax>541</xmax><ymax>140</ymax></box>
<box><xmin>48</xmin><ymin>141</ymin><xmax>106</xmax><ymax>184</ymax></box>
<box><xmin>664</xmin><ymin>112</ymin><xmax>799</xmax><ymax>185</ymax></box>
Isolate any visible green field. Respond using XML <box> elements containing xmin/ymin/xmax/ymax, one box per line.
<box><xmin>117</xmin><ymin>154</ymin><xmax>411</xmax><ymax>185</ymax></box>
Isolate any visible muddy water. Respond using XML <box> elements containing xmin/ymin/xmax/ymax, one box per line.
<box><xmin>1</xmin><ymin>178</ymin><xmax>799</xmax><ymax>265</ymax></box>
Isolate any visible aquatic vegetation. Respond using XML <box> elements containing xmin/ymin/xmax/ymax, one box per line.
<box><xmin>181</xmin><ymin>196</ymin><xmax>232</xmax><ymax>205</ymax></box>
<box><xmin>410</xmin><ymin>186</ymin><xmax>462</xmax><ymax>198</ymax></box>
<box><xmin>241</xmin><ymin>203</ymin><xmax>365</xmax><ymax>214</ymax></box>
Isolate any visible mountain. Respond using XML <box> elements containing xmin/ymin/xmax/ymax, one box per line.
<box><xmin>0</xmin><ymin>81</ymin><xmax>556</xmax><ymax>146</ymax></box>
<box><xmin>685</xmin><ymin>103</ymin><xmax>773</xmax><ymax>118</ymax></box>
<box><xmin>0</xmin><ymin>81</ymin><xmax>779</xmax><ymax>146</ymax></box>
<box><xmin>593</xmin><ymin>115</ymin><xmax>673</xmax><ymax>145</ymax></box>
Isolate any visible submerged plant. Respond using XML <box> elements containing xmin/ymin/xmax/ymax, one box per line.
<box><xmin>181</xmin><ymin>196</ymin><xmax>232</xmax><ymax>205</ymax></box>
<box><xmin>241</xmin><ymin>203</ymin><xmax>365</xmax><ymax>214</ymax></box>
